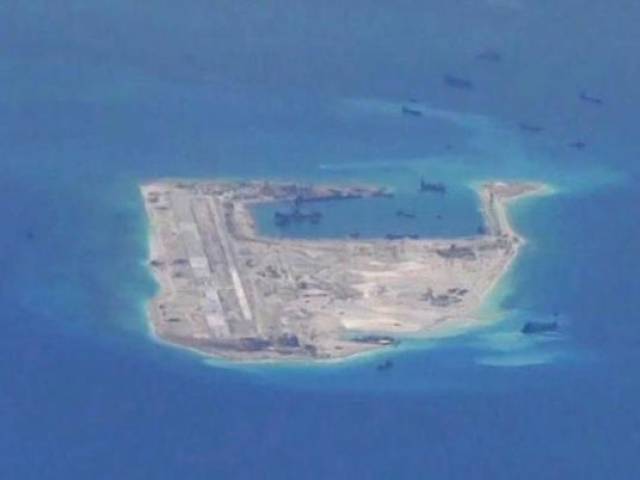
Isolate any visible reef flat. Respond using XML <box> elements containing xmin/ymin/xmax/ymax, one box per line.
<box><xmin>141</xmin><ymin>179</ymin><xmax>542</xmax><ymax>362</ymax></box>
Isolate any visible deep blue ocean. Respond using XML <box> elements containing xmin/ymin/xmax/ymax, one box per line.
<box><xmin>2</xmin><ymin>1</ymin><xmax>640</xmax><ymax>478</ymax></box>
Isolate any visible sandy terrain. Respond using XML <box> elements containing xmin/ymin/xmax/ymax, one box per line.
<box><xmin>140</xmin><ymin>179</ymin><xmax>543</xmax><ymax>362</ymax></box>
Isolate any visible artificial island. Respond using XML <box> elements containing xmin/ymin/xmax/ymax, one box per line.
<box><xmin>141</xmin><ymin>179</ymin><xmax>543</xmax><ymax>362</ymax></box>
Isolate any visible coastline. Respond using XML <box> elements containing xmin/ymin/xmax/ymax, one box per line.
<box><xmin>140</xmin><ymin>178</ymin><xmax>550</xmax><ymax>365</ymax></box>
<box><xmin>472</xmin><ymin>181</ymin><xmax>553</xmax><ymax>320</ymax></box>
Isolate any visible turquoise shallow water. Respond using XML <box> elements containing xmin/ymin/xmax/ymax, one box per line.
<box><xmin>3</xmin><ymin>1</ymin><xmax>640</xmax><ymax>479</ymax></box>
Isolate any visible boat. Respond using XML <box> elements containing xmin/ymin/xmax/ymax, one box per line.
<box><xmin>518</xmin><ymin>123</ymin><xmax>544</xmax><ymax>133</ymax></box>
<box><xmin>274</xmin><ymin>209</ymin><xmax>323</xmax><ymax>227</ymax></box>
<box><xmin>401</xmin><ymin>105</ymin><xmax>423</xmax><ymax>117</ymax></box>
<box><xmin>569</xmin><ymin>141</ymin><xmax>587</xmax><ymax>150</ymax></box>
<box><xmin>579</xmin><ymin>92</ymin><xmax>604</xmax><ymax>105</ymax></box>
<box><xmin>395</xmin><ymin>209</ymin><xmax>416</xmax><ymax>219</ymax></box>
<box><xmin>443</xmin><ymin>74</ymin><xmax>473</xmax><ymax>90</ymax></box>
<box><xmin>376</xmin><ymin>360</ymin><xmax>394</xmax><ymax>371</ymax></box>
<box><xmin>419</xmin><ymin>177</ymin><xmax>447</xmax><ymax>194</ymax></box>
<box><xmin>476</xmin><ymin>49</ymin><xmax>502</xmax><ymax>62</ymax></box>
<box><xmin>521</xmin><ymin>321</ymin><xmax>559</xmax><ymax>334</ymax></box>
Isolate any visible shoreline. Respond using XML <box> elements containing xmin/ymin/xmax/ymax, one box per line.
<box><xmin>473</xmin><ymin>181</ymin><xmax>552</xmax><ymax>318</ymax></box>
<box><xmin>140</xmin><ymin>178</ymin><xmax>549</xmax><ymax>364</ymax></box>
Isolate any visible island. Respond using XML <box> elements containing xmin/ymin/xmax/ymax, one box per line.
<box><xmin>140</xmin><ymin>179</ymin><xmax>543</xmax><ymax>362</ymax></box>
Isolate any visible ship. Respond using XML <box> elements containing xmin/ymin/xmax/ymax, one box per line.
<box><xmin>401</xmin><ymin>105</ymin><xmax>423</xmax><ymax>117</ymax></box>
<box><xmin>274</xmin><ymin>208</ymin><xmax>323</xmax><ymax>227</ymax></box>
<box><xmin>419</xmin><ymin>177</ymin><xmax>447</xmax><ymax>194</ymax></box>
<box><xmin>395</xmin><ymin>209</ymin><xmax>416</xmax><ymax>219</ymax></box>
<box><xmin>443</xmin><ymin>74</ymin><xmax>473</xmax><ymax>90</ymax></box>
<box><xmin>518</xmin><ymin>123</ymin><xmax>544</xmax><ymax>133</ymax></box>
<box><xmin>476</xmin><ymin>49</ymin><xmax>502</xmax><ymax>63</ymax></box>
<box><xmin>521</xmin><ymin>321</ymin><xmax>559</xmax><ymax>334</ymax></box>
<box><xmin>376</xmin><ymin>359</ymin><xmax>394</xmax><ymax>371</ymax></box>
<box><xmin>579</xmin><ymin>92</ymin><xmax>604</xmax><ymax>106</ymax></box>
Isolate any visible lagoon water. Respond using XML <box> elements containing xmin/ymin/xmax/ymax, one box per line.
<box><xmin>2</xmin><ymin>1</ymin><xmax>640</xmax><ymax>478</ymax></box>
<box><xmin>254</xmin><ymin>186</ymin><xmax>484</xmax><ymax>240</ymax></box>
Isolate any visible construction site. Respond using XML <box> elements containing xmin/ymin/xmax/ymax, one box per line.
<box><xmin>141</xmin><ymin>179</ymin><xmax>540</xmax><ymax>361</ymax></box>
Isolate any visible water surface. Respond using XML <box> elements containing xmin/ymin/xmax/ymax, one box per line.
<box><xmin>2</xmin><ymin>1</ymin><xmax>640</xmax><ymax>479</ymax></box>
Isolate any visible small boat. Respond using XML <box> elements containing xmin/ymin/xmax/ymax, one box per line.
<box><xmin>569</xmin><ymin>141</ymin><xmax>587</xmax><ymax>150</ymax></box>
<box><xmin>579</xmin><ymin>92</ymin><xmax>604</xmax><ymax>106</ymax></box>
<box><xmin>419</xmin><ymin>177</ymin><xmax>447</xmax><ymax>194</ymax></box>
<box><xmin>376</xmin><ymin>359</ymin><xmax>394</xmax><ymax>371</ymax></box>
<box><xmin>401</xmin><ymin>105</ymin><xmax>423</xmax><ymax>117</ymax></box>
<box><xmin>521</xmin><ymin>321</ymin><xmax>559</xmax><ymax>335</ymax></box>
<box><xmin>274</xmin><ymin>209</ymin><xmax>323</xmax><ymax>227</ymax></box>
<box><xmin>476</xmin><ymin>49</ymin><xmax>502</xmax><ymax>63</ymax></box>
<box><xmin>395</xmin><ymin>209</ymin><xmax>416</xmax><ymax>219</ymax></box>
<box><xmin>443</xmin><ymin>75</ymin><xmax>473</xmax><ymax>90</ymax></box>
<box><xmin>518</xmin><ymin>123</ymin><xmax>544</xmax><ymax>133</ymax></box>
